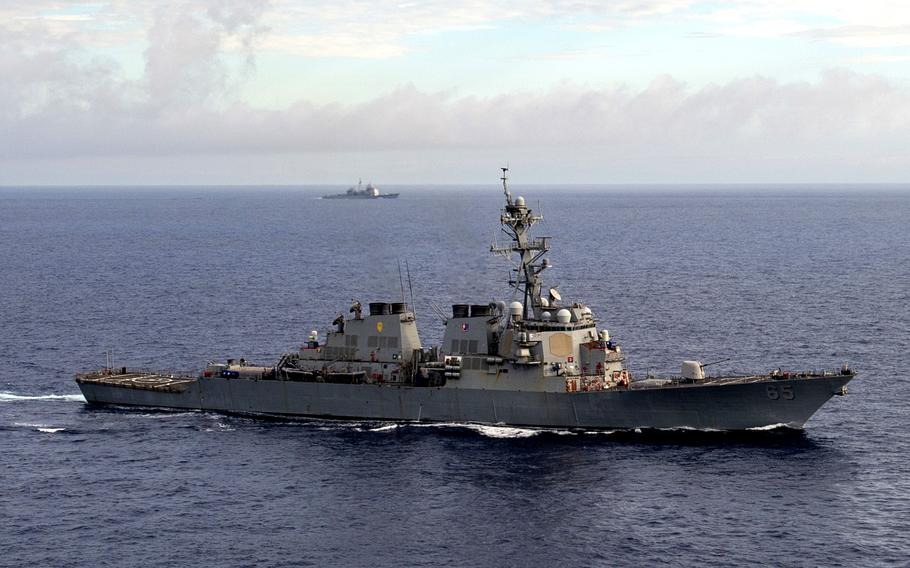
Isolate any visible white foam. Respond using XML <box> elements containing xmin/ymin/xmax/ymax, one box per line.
<box><xmin>13</xmin><ymin>422</ymin><xmax>66</xmax><ymax>433</ymax></box>
<box><xmin>470</xmin><ymin>424</ymin><xmax>542</xmax><ymax>438</ymax></box>
<box><xmin>747</xmin><ymin>423</ymin><xmax>792</xmax><ymax>431</ymax></box>
<box><xmin>408</xmin><ymin>421</ymin><xmax>581</xmax><ymax>438</ymax></box>
<box><xmin>316</xmin><ymin>422</ymin><xmax>366</xmax><ymax>431</ymax></box>
<box><xmin>138</xmin><ymin>412</ymin><xmax>200</xmax><ymax>419</ymax></box>
<box><xmin>0</xmin><ymin>392</ymin><xmax>85</xmax><ymax>403</ymax></box>
<box><xmin>429</xmin><ymin>423</ymin><xmax>537</xmax><ymax>438</ymax></box>
<box><xmin>236</xmin><ymin>418</ymin><xmax>580</xmax><ymax>438</ymax></box>
<box><xmin>653</xmin><ymin>426</ymin><xmax>723</xmax><ymax>433</ymax></box>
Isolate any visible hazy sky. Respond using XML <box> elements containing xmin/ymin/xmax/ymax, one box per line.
<box><xmin>2</xmin><ymin>0</ymin><xmax>910</xmax><ymax>184</ymax></box>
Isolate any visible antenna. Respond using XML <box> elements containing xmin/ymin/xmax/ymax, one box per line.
<box><xmin>490</xmin><ymin>167</ymin><xmax>549</xmax><ymax>320</ymax></box>
<box><xmin>406</xmin><ymin>259</ymin><xmax>415</xmax><ymax>317</ymax></box>
<box><xmin>548</xmin><ymin>286</ymin><xmax>561</xmax><ymax>303</ymax></box>
<box><xmin>501</xmin><ymin>165</ymin><xmax>512</xmax><ymax>205</ymax></box>
<box><xmin>397</xmin><ymin>259</ymin><xmax>406</xmax><ymax>303</ymax></box>
<box><xmin>428</xmin><ymin>301</ymin><xmax>448</xmax><ymax>323</ymax></box>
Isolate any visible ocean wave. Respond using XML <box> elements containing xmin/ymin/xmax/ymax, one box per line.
<box><xmin>314</xmin><ymin>421</ymin><xmax>358</xmax><ymax>431</ymax></box>
<box><xmin>466</xmin><ymin>424</ymin><xmax>543</xmax><ymax>438</ymax></box>
<box><xmin>746</xmin><ymin>423</ymin><xmax>793</xmax><ymax>431</ymax></box>
<box><xmin>137</xmin><ymin>411</ymin><xmax>202</xmax><ymax>419</ymax></box>
<box><xmin>365</xmin><ymin>424</ymin><xmax>400</xmax><ymax>432</ymax></box>
<box><xmin>653</xmin><ymin>426</ymin><xmax>723</xmax><ymax>433</ymax></box>
<box><xmin>0</xmin><ymin>391</ymin><xmax>85</xmax><ymax>403</ymax></box>
<box><xmin>413</xmin><ymin>421</ymin><xmax>577</xmax><ymax>438</ymax></box>
<box><xmin>306</xmin><ymin>419</ymin><xmax>555</xmax><ymax>438</ymax></box>
<box><xmin>203</xmin><ymin>420</ymin><xmax>236</xmax><ymax>432</ymax></box>
<box><xmin>13</xmin><ymin>422</ymin><xmax>67</xmax><ymax>433</ymax></box>
<box><xmin>314</xmin><ymin>420</ymin><xmax>589</xmax><ymax>438</ymax></box>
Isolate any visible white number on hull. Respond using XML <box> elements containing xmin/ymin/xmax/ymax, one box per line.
<box><xmin>766</xmin><ymin>385</ymin><xmax>795</xmax><ymax>400</ymax></box>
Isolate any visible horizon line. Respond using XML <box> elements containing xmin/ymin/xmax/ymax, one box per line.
<box><xmin>3</xmin><ymin>182</ymin><xmax>910</xmax><ymax>189</ymax></box>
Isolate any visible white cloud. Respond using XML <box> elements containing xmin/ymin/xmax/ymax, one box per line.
<box><xmin>5</xmin><ymin>1</ymin><xmax>910</xmax><ymax>61</ymax></box>
<box><xmin>3</xmin><ymin>43</ymin><xmax>909</xmax><ymax>180</ymax></box>
<box><xmin>795</xmin><ymin>25</ymin><xmax>910</xmax><ymax>48</ymax></box>
<box><xmin>720</xmin><ymin>20</ymin><xmax>809</xmax><ymax>38</ymax></box>
<box><xmin>850</xmin><ymin>53</ymin><xmax>910</xmax><ymax>64</ymax></box>
<box><xmin>2</xmin><ymin>1</ymin><xmax>910</xmax><ymax>182</ymax></box>
<box><xmin>258</xmin><ymin>32</ymin><xmax>408</xmax><ymax>59</ymax></box>
<box><xmin>14</xmin><ymin>14</ymin><xmax>95</xmax><ymax>22</ymax></box>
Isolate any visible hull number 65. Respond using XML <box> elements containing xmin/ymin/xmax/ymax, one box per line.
<box><xmin>766</xmin><ymin>385</ymin><xmax>795</xmax><ymax>400</ymax></box>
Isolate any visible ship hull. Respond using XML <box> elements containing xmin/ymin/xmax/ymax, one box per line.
<box><xmin>75</xmin><ymin>373</ymin><xmax>852</xmax><ymax>430</ymax></box>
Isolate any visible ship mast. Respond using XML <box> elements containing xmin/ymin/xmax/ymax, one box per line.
<box><xmin>491</xmin><ymin>168</ymin><xmax>550</xmax><ymax>320</ymax></box>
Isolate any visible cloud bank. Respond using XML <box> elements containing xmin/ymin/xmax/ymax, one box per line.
<box><xmin>2</xmin><ymin>1</ymin><xmax>909</xmax><ymax>183</ymax></box>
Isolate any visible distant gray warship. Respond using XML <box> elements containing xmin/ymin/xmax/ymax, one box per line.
<box><xmin>76</xmin><ymin>169</ymin><xmax>854</xmax><ymax>430</ymax></box>
<box><xmin>323</xmin><ymin>179</ymin><xmax>399</xmax><ymax>199</ymax></box>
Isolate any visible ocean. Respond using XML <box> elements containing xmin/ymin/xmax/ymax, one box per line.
<box><xmin>1</xmin><ymin>185</ymin><xmax>908</xmax><ymax>567</ymax></box>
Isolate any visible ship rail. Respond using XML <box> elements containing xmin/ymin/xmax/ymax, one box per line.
<box><xmin>627</xmin><ymin>367</ymin><xmax>855</xmax><ymax>390</ymax></box>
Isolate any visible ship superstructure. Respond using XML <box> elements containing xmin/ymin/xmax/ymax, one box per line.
<box><xmin>75</xmin><ymin>170</ymin><xmax>854</xmax><ymax>430</ymax></box>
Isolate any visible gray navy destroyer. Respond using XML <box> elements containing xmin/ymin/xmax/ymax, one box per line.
<box><xmin>76</xmin><ymin>169</ymin><xmax>854</xmax><ymax>430</ymax></box>
<box><xmin>322</xmin><ymin>179</ymin><xmax>398</xmax><ymax>199</ymax></box>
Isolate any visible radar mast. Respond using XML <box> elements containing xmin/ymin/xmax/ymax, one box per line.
<box><xmin>490</xmin><ymin>168</ymin><xmax>550</xmax><ymax>320</ymax></box>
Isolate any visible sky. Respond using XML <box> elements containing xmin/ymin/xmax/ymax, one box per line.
<box><xmin>2</xmin><ymin>0</ymin><xmax>910</xmax><ymax>185</ymax></box>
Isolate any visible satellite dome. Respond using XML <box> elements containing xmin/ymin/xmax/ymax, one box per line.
<box><xmin>509</xmin><ymin>301</ymin><xmax>523</xmax><ymax>316</ymax></box>
<box><xmin>556</xmin><ymin>309</ymin><xmax>571</xmax><ymax>323</ymax></box>
<box><xmin>541</xmin><ymin>311</ymin><xmax>552</xmax><ymax>321</ymax></box>
<box><xmin>515</xmin><ymin>196</ymin><xmax>526</xmax><ymax>206</ymax></box>
<box><xmin>540</xmin><ymin>297</ymin><xmax>550</xmax><ymax>307</ymax></box>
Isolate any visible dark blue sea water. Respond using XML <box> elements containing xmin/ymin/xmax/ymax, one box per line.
<box><xmin>2</xmin><ymin>185</ymin><xmax>908</xmax><ymax>567</ymax></box>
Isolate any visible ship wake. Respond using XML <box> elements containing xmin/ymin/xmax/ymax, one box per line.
<box><xmin>1</xmin><ymin>391</ymin><xmax>86</xmax><ymax>403</ymax></box>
